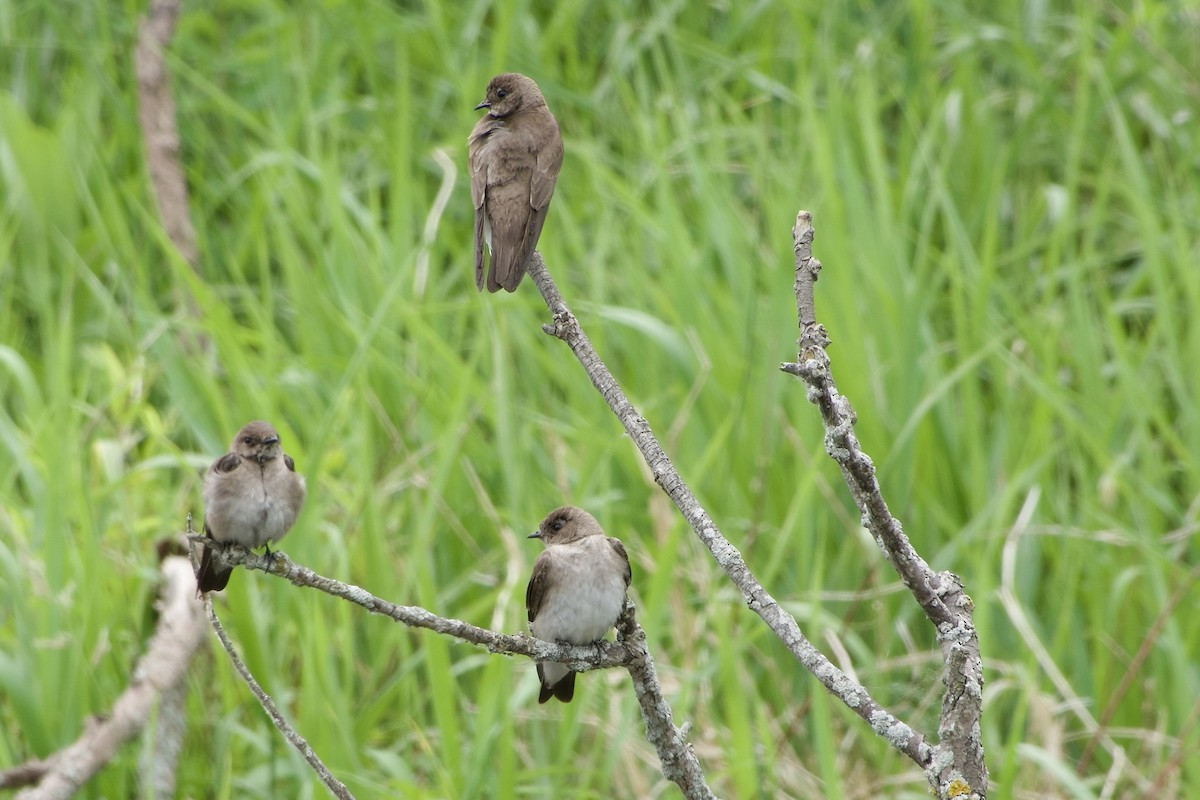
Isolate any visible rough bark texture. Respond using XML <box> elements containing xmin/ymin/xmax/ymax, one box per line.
<box><xmin>782</xmin><ymin>211</ymin><xmax>987</xmax><ymax>798</ymax></box>
<box><xmin>616</xmin><ymin>604</ymin><xmax>715</xmax><ymax>799</ymax></box>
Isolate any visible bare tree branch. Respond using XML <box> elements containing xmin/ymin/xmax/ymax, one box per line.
<box><xmin>201</xmin><ymin>595</ymin><xmax>355</xmax><ymax>800</ymax></box>
<box><xmin>135</xmin><ymin>0</ymin><xmax>197</xmax><ymax>269</ymax></box>
<box><xmin>194</xmin><ymin>542</ymin><xmax>715</xmax><ymax>798</ymax></box>
<box><xmin>615</xmin><ymin>604</ymin><xmax>714</xmax><ymax>799</ymax></box>
<box><xmin>526</xmin><ymin>252</ymin><xmax>932</xmax><ymax>768</ymax></box>
<box><xmin>11</xmin><ymin>552</ymin><xmax>208</xmax><ymax>800</ymax></box>
<box><xmin>195</xmin><ymin>543</ymin><xmax>630</xmax><ymax>669</ymax></box>
<box><xmin>134</xmin><ymin>0</ymin><xmax>211</xmax><ymax>358</ymax></box>
<box><xmin>137</xmin><ymin>679</ymin><xmax>187</xmax><ymax>800</ymax></box>
<box><xmin>781</xmin><ymin>211</ymin><xmax>987</xmax><ymax>798</ymax></box>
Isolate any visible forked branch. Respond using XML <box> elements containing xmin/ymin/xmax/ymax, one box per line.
<box><xmin>781</xmin><ymin>211</ymin><xmax>986</xmax><ymax>798</ymax></box>
<box><xmin>8</xmin><ymin>550</ymin><xmax>207</xmax><ymax>800</ymax></box>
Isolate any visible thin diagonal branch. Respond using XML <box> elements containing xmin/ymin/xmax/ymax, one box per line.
<box><xmin>202</xmin><ymin>595</ymin><xmax>355</xmax><ymax>800</ymax></box>
<box><xmin>194</xmin><ymin>542</ymin><xmax>631</xmax><ymax>670</ymax></box>
<box><xmin>781</xmin><ymin>211</ymin><xmax>987</xmax><ymax>799</ymax></box>
<box><xmin>1077</xmin><ymin>561</ymin><xmax>1200</xmax><ymax>773</ymax></box>
<box><xmin>526</xmin><ymin>252</ymin><xmax>932</xmax><ymax>768</ymax></box>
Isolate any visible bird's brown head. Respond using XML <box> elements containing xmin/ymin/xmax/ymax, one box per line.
<box><xmin>529</xmin><ymin>505</ymin><xmax>603</xmax><ymax>546</ymax></box>
<box><xmin>474</xmin><ymin>73</ymin><xmax>546</xmax><ymax>119</ymax></box>
<box><xmin>230</xmin><ymin>420</ymin><xmax>282</xmax><ymax>464</ymax></box>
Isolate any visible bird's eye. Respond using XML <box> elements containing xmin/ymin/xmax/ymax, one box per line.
<box><xmin>551</xmin><ymin>519</ymin><xmax>564</xmax><ymax>531</ymax></box>
<box><xmin>497</xmin><ymin>89</ymin><xmax>508</xmax><ymax>98</ymax></box>
<box><xmin>243</xmin><ymin>436</ymin><xmax>253</xmax><ymax>444</ymax></box>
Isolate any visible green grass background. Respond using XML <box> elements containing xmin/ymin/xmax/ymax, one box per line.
<box><xmin>2</xmin><ymin>1</ymin><xmax>1198</xmax><ymax>797</ymax></box>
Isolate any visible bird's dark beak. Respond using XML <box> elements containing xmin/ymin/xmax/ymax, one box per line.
<box><xmin>527</xmin><ymin>530</ymin><xmax>542</xmax><ymax>539</ymax></box>
<box><xmin>474</xmin><ymin>100</ymin><xmax>490</xmax><ymax>111</ymax></box>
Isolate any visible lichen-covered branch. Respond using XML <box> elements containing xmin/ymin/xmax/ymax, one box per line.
<box><xmin>526</xmin><ymin>253</ymin><xmax>931</xmax><ymax>767</ymax></box>
<box><xmin>615</xmin><ymin>604</ymin><xmax>714</xmax><ymax>799</ymax></box>
<box><xmin>781</xmin><ymin>211</ymin><xmax>987</xmax><ymax>799</ymax></box>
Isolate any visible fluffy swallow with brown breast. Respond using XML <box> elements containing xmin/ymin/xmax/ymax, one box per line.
<box><xmin>196</xmin><ymin>421</ymin><xmax>306</xmax><ymax>595</ymax></box>
<box><xmin>468</xmin><ymin>73</ymin><xmax>564</xmax><ymax>293</ymax></box>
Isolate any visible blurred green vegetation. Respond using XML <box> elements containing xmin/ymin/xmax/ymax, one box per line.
<box><xmin>1</xmin><ymin>0</ymin><xmax>1197</xmax><ymax>797</ymax></box>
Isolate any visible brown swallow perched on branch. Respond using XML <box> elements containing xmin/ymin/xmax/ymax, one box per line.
<box><xmin>526</xmin><ymin>506</ymin><xmax>631</xmax><ymax>703</ymax></box>
<box><xmin>196</xmin><ymin>421</ymin><xmax>306</xmax><ymax>595</ymax></box>
<box><xmin>468</xmin><ymin>73</ymin><xmax>563</xmax><ymax>292</ymax></box>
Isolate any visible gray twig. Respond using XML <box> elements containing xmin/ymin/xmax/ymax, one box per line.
<box><xmin>781</xmin><ymin>210</ymin><xmax>987</xmax><ymax>799</ymax></box>
<box><xmin>204</xmin><ymin>544</ymin><xmax>632</xmax><ymax>669</ymax></box>
<box><xmin>615</xmin><ymin>604</ymin><xmax>715</xmax><ymax>799</ymax></box>
<box><xmin>201</xmin><ymin>595</ymin><xmax>355</xmax><ymax>800</ymax></box>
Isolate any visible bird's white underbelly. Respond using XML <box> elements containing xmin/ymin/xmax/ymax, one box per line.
<box><xmin>531</xmin><ymin>570</ymin><xmax>625</xmax><ymax>644</ymax></box>
<box><xmin>223</xmin><ymin>486</ymin><xmax>293</xmax><ymax>549</ymax></box>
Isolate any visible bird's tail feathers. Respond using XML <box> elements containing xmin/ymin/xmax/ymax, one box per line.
<box><xmin>536</xmin><ymin>663</ymin><xmax>576</xmax><ymax>704</ymax></box>
<box><xmin>196</xmin><ymin>543</ymin><xmax>233</xmax><ymax>595</ymax></box>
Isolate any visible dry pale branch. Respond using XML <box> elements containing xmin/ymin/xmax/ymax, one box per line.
<box><xmin>526</xmin><ymin>252</ymin><xmax>932</xmax><ymax>769</ymax></box>
<box><xmin>138</xmin><ymin>679</ymin><xmax>187</xmax><ymax>800</ymax></box>
<box><xmin>781</xmin><ymin>211</ymin><xmax>987</xmax><ymax>798</ymax></box>
<box><xmin>134</xmin><ymin>0</ymin><xmax>212</xmax><ymax>358</ymax></box>
<box><xmin>201</xmin><ymin>594</ymin><xmax>355</xmax><ymax>800</ymax></box>
<box><xmin>135</xmin><ymin>0</ymin><xmax>197</xmax><ymax>268</ymax></box>
<box><xmin>196</xmin><ymin>543</ymin><xmax>715</xmax><ymax>799</ymax></box>
<box><xmin>614</xmin><ymin>604</ymin><xmax>713</xmax><ymax>798</ymax></box>
<box><xmin>10</xmin><ymin>552</ymin><xmax>208</xmax><ymax>800</ymax></box>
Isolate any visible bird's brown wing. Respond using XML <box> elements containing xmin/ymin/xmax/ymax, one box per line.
<box><xmin>210</xmin><ymin>452</ymin><xmax>241</xmax><ymax>475</ymax></box>
<box><xmin>284</xmin><ymin>454</ymin><xmax>297</xmax><ymax>472</ymax></box>
<box><xmin>525</xmin><ymin>550</ymin><xmax>553</xmax><ymax>624</ymax></box>
<box><xmin>486</xmin><ymin>175</ymin><xmax>534</xmax><ymax>293</ymax></box>
<box><xmin>509</xmin><ymin>125</ymin><xmax>564</xmax><ymax>292</ymax></box>
<box><xmin>468</xmin><ymin>142</ymin><xmax>488</xmax><ymax>211</ymax></box>
<box><xmin>473</xmin><ymin>211</ymin><xmax>487</xmax><ymax>291</ymax></box>
<box><xmin>608</xmin><ymin>537</ymin><xmax>632</xmax><ymax>588</ymax></box>
<box><xmin>468</xmin><ymin>121</ymin><xmax>495</xmax><ymax>291</ymax></box>
<box><xmin>530</xmin><ymin>126</ymin><xmax>563</xmax><ymax>211</ymax></box>
<box><xmin>195</xmin><ymin>521</ymin><xmax>234</xmax><ymax>595</ymax></box>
